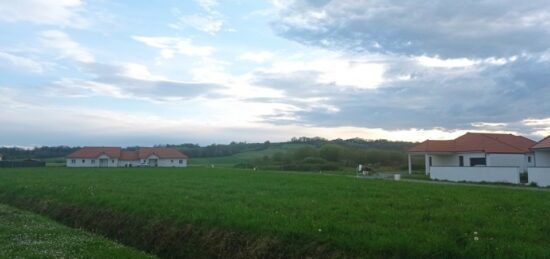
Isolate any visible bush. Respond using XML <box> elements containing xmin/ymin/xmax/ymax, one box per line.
<box><xmin>302</xmin><ymin>157</ymin><xmax>326</xmax><ymax>164</ymax></box>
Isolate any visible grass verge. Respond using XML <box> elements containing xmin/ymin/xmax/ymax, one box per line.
<box><xmin>0</xmin><ymin>203</ymin><xmax>153</xmax><ymax>258</ymax></box>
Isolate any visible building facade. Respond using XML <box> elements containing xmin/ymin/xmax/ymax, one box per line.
<box><xmin>528</xmin><ymin>136</ymin><xmax>550</xmax><ymax>187</ymax></box>
<box><xmin>408</xmin><ymin>133</ymin><xmax>536</xmax><ymax>184</ymax></box>
<box><xmin>66</xmin><ymin>147</ymin><xmax>188</xmax><ymax>168</ymax></box>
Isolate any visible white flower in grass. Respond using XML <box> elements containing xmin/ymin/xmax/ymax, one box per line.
<box><xmin>474</xmin><ymin>236</ymin><xmax>479</xmax><ymax>241</ymax></box>
<box><xmin>318</xmin><ymin>228</ymin><xmax>322</xmax><ymax>232</ymax></box>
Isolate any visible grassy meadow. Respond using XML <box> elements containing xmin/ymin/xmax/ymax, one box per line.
<box><xmin>0</xmin><ymin>167</ymin><xmax>549</xmax><ymax>258</ymax></box>
<box><xmin>0</xmin><ymin>203</ymin><xmax>153</xmax><ymax>258</ymax></box>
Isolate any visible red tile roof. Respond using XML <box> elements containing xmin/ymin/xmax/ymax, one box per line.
<box><xmin>67</xmin><ymin>147</ymin><xmax>187</xmax><ymax>159</ymax></box>
<box><xmin>138</xmin><ymin>147</ymin><xmax>187</xmax><ymax>159</ymax></box>
<box><xmin>532</xmin><ymin>136</ymin><xmax>550</xmax><ymax>149</ymax></box>
<box><xmin>67</xmin><ymin>147</ymin><xmax>122</xmax><ymax>159</ymax></box>
<box><xmin>409</xmin><ymin>132</ymin><xmax>536</xmax><ymax>154</ymax></box>
<box><xmin>119</xmin><ymin>150</ymin><xmax>139</xmax><ymax>160</ymax></box>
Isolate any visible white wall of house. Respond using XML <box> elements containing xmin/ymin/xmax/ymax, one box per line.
<box><xmin>525</xmin><ymin>153</ymin><xmax>535</xmax><ymax>168</ymax></box>
<box><xmin>426</xmin><ymin>152</ymin><xmax>530</xmax><ymax>170</ymax></box>
<box><xmin>528</xmin><ymin>167</ymin><xmax>550</xmax><ymax>187</ymax></box>
<box><xmin>430</xmin><ymin>166</ymin><xmax>520</xmax><ymax>184</ymax></box>
<box><xmin>534</xmin><ymin>150</ymin><xmax>550</xmax><ymax>167</ymax></box>
<box><xmin>144</xmin><ymin>155</ymin><xmax>160</xmax><ymax>167</ymax></box>
<box><xmin>98</xmin><ymin>154</ymin><xmax>118</xmax><ymax>167</ymax></box>
<box><xmin>67</xmin><ymin>158</ymin><xmax>99</xmax><ymax>167</ymax></box>
<box><xmin>427</xmin><ymin>152</ymin><xmax>486</xmax><ymax>167</ymax></box>
<box><xmin>486</xmin><ymin>153</ymin><xmax>531</xmax><ymax>172</ymax></box>
<box><xmin>67</xmin><ymin>156</ymin><xmax>118</xmax><ymax>168</ymax></box>
<box><xmin>157</xmin><ymin>159</ymin><xmax>187</xmax><ymax>167</ymax></box>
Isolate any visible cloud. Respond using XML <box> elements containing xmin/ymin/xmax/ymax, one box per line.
<box><xmin>39</xmin><ymin>30</ymin><xmax>94</xmax><ymax>63</ymax></box>
<box><xmin>132</xmin><ymin>36</ymin><xmax>214</xmax><ymax>58</ymax></box>
<box><xmin>0</xmin><ymin>0</ymin><xmax>88</xmax><ymax>28</ymax></box>
<box><xmin>169</xmin><ymin>3</ymin><xmax>224</xmax><ymax>35</ymax></box>
<box><xmin>49</xmin><ymin>62</ymin><xmax>223</xmax><ymax>102</ymax></box>
<box><xmin>0</xmin><ymin>51</ymin><xmax>44</xmax><ymax>73</ymax></box>
<box><xmin>170</xmin><ymin>14</ymin><xmax>224</xmax><ymax>35</ymax></box>
<box><xmin>240</xmin><ymin>51</ymin><xmax>275</xmax><ymax>63</ymax></box>
<box><xmin>256</xmin><ymin>55</ymin><xmax>386</xmax><ymax>89</ymax></box>
<box><xmin>2</xmin><ymin>86</ymin><xmax>520</xmax><ymax>146</ymax></box>
<box><xmin>246</xmin><ymin>53</ymin><xmax>550</xmax><ymax>134</ymax></box>
<box><xmin>272</xmin><ymin>0</ymin><xmax>550</xmax><ymax>58</ymax></box>
<box><xmin>194</xmin><ymin>0</ymin><xmax>218</xmax><ymax>13</ymax></box>
<box><xmin>522</xmin><ymin>118</ymin><xmax>550</xmax><ymax>137</ymax></box>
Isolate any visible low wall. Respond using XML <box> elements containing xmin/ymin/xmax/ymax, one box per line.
<box><xmin>528</xmin><ymin>168</ymin><xmax>550</xmax><ymax>187</ymax></box>
<box><xmin>430</xmin><ymin>166</ymin><xmax>520</xmax><ymax>184</ymax></box>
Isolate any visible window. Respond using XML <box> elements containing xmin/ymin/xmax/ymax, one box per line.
<box><xmin>179</xmin><ymin>160</ymin><xmax>183</xmax><ymax>164</ymax></box>
<box><xmin>71</xmin><ymin>159</ymin><xmax>75</xmax><ymax>164</ymax></box>
<box><xmin>428</xmin><ymin>156</ymin><xmax>432</xmax><ymax>167</ymax></box>
<box><xmin>470</xmin><ymin>158</ymin><xmax>486</xmax><ymax>167</ymax></box>
<box><xmin>171</xmin><ymin>160</ymin><xmax>174</xmax><ymax>163</ymax></box>
<box><xmin>459</xmin><ymin>156</ymin><xmax>464</xmax><ymax>167</ymax></box>
<box><xmin>528</xmin><ymin>156</ymin><xmax>532</xmax><ymax>163</ymax></box>
<box><xmin>91</xmin><ymin>160</ymin><xmax>95</xmax><ymax>164</ymax></box>
<box><xmin>112</xmin><ymin>160</ymin><xmax>115</xmax><ymax>163</ymax></box>
<box><xmin>82</xmin><ymin>159</ymin><xmax>85</xmax><ymax>163</ymax></box>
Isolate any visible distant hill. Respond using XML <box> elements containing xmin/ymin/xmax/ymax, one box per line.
<box><xmin>167</xmin><ymin>137</ymin><xmax>421</xmax><ymax>171</ymax></box>
<box><xmin>168</xmin><ymin>137</ymin><xmax>415</xmax><ymax>158</ymax></box>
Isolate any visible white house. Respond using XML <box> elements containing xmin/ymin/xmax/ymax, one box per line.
<box><xmin>528</xmin><ymin>136</ymin><xmax>550</xmax><ymax>187</ymax></box>
<box><xmin>408</xmin><ymin>133</ymin><xmax>536</xmax><ymax>184</ymax></box>
<box><xmin>66</xmin><ymin>147</ymin><xmax>188</xmax><ymax>168</ymax></box>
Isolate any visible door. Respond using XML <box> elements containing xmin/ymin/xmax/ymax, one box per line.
<box><xmin>459</xmin><ymin>156</ymin><xmax>464</xmax><ymax>167</ymax></box>
<box><xmin>99</xmin><ymin>159</ymin><xmax>109</xmax><ymax>167</ymax></box>
<box><xmin>148</xmin><ymin>159</ymin><xmax>158</xmax><ymax>167</ymax></box>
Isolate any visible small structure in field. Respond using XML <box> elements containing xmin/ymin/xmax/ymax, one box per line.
<box><xmin>357</xmin><ymin>164</ymin><xmax>372</xmax><ymax>176</ymax></box>
<box><xmin>66</xmin><ymin>147</ymin><xmax>188</xmax><ymax>168</ymax></box>
<box><xmin>408</xmin><ymin>132</ymin><xmax>535</xmax><ymax>184</ymax></box>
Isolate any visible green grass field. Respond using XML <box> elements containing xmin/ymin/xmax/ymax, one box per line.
<box><xmin>0</xmin><ymin>167</ymin><xmax>549</xmax><ymax>258</ymax></box>
<box><xmin>0</xmin><ymin>203</ymin><xmax>154</xmax><ymax>258</ymax></box>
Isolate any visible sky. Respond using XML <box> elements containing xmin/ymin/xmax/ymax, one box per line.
<box><xmin>1</xmin><ymin>0</ymin><xmax>549</xmax><ymax>147</ymax></box>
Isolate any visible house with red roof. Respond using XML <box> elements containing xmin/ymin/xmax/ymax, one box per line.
<box><xmin>527</xmin><ymin>136</ymin><xmax>550</xmax><ymax>187</ymax></box>
<box><xmin>66</xmin><ymin>147</ymin><xmax>188</xmax><ymax>168</ymax></box>
<box><xmin>408</xmin><ymin>132</ymin><xmax>536</xmax><ymax>184</ymax></box>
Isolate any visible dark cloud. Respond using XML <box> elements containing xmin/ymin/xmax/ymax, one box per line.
<box><xmin>273</xmin><ymin>0</ymin><xmax>550</xmax><ymax>58</ymax></box>
<box><xmin>253</xmin><ymin>56</ymin><xmax>550</xmax><ymax>130</ymax></box>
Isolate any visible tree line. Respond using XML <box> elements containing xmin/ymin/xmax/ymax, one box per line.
<box><xmin>236</xmin><ymin>143</ymin><xmax>424</xmax><ymax>172</ymax></box>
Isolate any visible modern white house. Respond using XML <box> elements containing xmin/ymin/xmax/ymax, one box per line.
<box><xmin>66</xmin><ymin>147</ymin><xmax>188</xmax><ymax>168</ymax></box>
<box><xmin>528</xmin><ymin>136</ymin><xmax>550</xmax><ymax>187</ymax></box>
<box><xmin>408</xmin><ymin>133</ymin><xmax>536</xmax><ymax>184</ymax></box>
